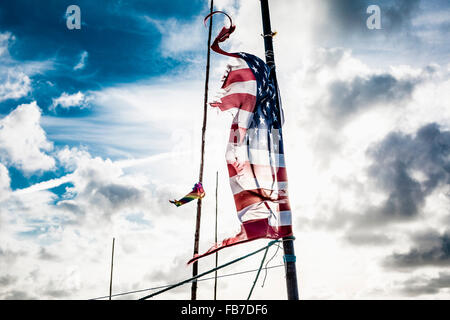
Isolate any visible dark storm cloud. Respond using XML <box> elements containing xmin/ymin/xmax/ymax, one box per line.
<box><xmin>56</xmin><ymin>201</ymin><xmax>84</xmax><ymax>217</ymax></box>
<box><xmin>316</xmin><ymin>0</ymin><xmax>450</xmax><ymax>67</ymax></box>
<box><xmin>95</xmin><ymin>183</ymin><xmax>143</xmax><ymax>206</ymax></box>
<box><xmin>0</xmin><ymin>247</ymin><xmax>26</xmax><ymax>264</ymax></box>
<box><xmin>144</xmin><ymin>254</ymin><xmax>192</xmax><ymax>294</ymax></box>
<box><xmin>399</xmin><ymin>272</ymin><xmax>450</xmax><ymax>296</ymax></box>
<box><xmin>86</xmin><ymin>182</ymin><xmax>145</xmax><ymax>218</ymax></box>
<box><xmin>384</xmin><ymin>229</ymin><xmax>450</xmax><ymax>268</ymax></box>
<box><xmin>42</xmin><ymin>288</ymin><xmax>71</xmax><ymax>298</ymax></box>
<box><xmin>1</xmin><ymin>289</ymin><xmax>36</xmax><ymax>300</ymax></box>
<box><xmin>38</xmin><ymin>247</ymin><xmax>59</xmax><ymax>261</ymax></box>
<box><xmin>0</xmin><ymin>275</ymin><xmax>17</xmax><ymax>287</ymax></box>
<box><xmin>57</xmin><ymin>180</ymin><xmax>146</xmax><ymax>223</ymax></box>
<box><xmin>327</xmin><ymin>73</ymin><xmax>417</xmax><ymax>123</ymax></box>
<box><xmin>360</xmin><ymin>123</ymin><xmax>450</xmax><ymax>225</ymax></box>
<box><xmin>326</xmin><ymin>0</ymin><xmax>420</xmax><ymax>35</ymax></box>
<box><xmin>345</xmin><ymin>232</ymin><xmax>393</xmax><ymax>246</ymax></box>
<box><xmin>53</xmin><ymin>170</ymin><xmax>182</xmax><ymax>225</ymax></box>
<box><xmin>382</xmin><ymin>0</ymin><xmax>421</xmax><ymax>32</ymax></box>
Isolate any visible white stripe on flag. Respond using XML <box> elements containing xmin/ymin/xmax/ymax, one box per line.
<box><xmin>227</xmin><ymin>58</ymin><xmax>251</xmax><ymax>72</ymax></box>
<box><xmin>226</xmin><ymin>146</ymin><xmax>286</xmax><ymax>167</ymax></box>
<box><xmin>232</xmin><ymin>109</ymin><xmax>254</xmax><ymax>130</ymax></box>
<box><xmin>230</xmin><ymin>176</ymin><xmax>288</xmax><ymax>195</ymax></box>
<box><xmin>237</xmin><ymin>201</ymin><xmax>272</xmax><ymax>222</ymax></box>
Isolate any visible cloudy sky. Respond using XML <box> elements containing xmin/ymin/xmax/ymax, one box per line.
<box><xmin>1</xmin><ymin>0</ymin><xmax>450</xmax><ymax>300</ymax></box>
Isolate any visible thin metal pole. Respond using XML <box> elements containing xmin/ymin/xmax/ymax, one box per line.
<box><xmin>109</xmin><ymin>237</ymin><xmax>115</xmax><ymax>300</ymax></box>
<box><xmin>191</xmin><ymin>0</ymin><xmax>214</xmax><ymax>300</ymax></box>
<box><xmin>259</xmin><ymin>0</ymin><xmax>299</xmax><ymax>300</ymax></box>
<box><xmin>214</xmin><ymin>171</ymin><xmax>219</xmax><ymax>300</ymax></box>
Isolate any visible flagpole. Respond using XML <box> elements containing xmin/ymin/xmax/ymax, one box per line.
<box><xmin>109</xmin><ymin>237</ymin><xmax>115</xmax><ymax>300</ymax></box>
<box><xmin>191</xmin><ymin>0</ymin><xmax>214</xmax><ymax>301</ymax></box>
<box><xmin>214</xmin><ymin>171</ymin><xmax>219</xmax><ymax>300</ymax></box>
<box><xmin>259</xmin><ymin>0</ymin><xmax>299</xmax><ymax>300</ymax></box>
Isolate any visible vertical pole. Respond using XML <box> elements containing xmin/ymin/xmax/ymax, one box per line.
<box><xmin>214</xmin><ymin>171</ymin><xmax>219</xmax><ymax>300</ymax></box>
<box><xmin>109</xmin><ymin>237</ymin><xmax>115</xmax><ymax>300</ymax></box>
<box><xmin>282</xmin><ymin>238</ymin><xmax>299</xmax><ymax>300</ymax></box>
<box><xmin>259</xmin><ymin>0</ymin><xmax>299</xmax><ymax>300</ymax></box>
<box><xmin>192</xmin><ymin>0</ymin><xmax>214</xmax><ymax>300</ymax></box>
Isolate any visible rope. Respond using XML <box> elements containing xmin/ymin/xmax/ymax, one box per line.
<box><xmin>89</xmin><ymin>264</ymin><xmax>284</xmax><ymax>300</ymax></box>
<box><xmin>247</xmin><ymin>236</ymin><xmax>296</xmax><ymax>299</ymax></box>
<box><xmin>138</xmin><ymin>239</ymin><xmax>281</xmax><ymax>300</ymax></box>
<box><xmin>89</xmin><ymin>237</ymin><xmax>296</xmax><ymax>300</ymax></box>
<box><xmin>247</xmin><ymin>244</ymin><xmax>270</xmax><ymax>300</ymax></box>
<box><xmin>261</xmin><ymin>243</ymin><xmax>281</xmax><ymax>288</ymax></box>
<box><xmin>261</xmin><ymin>236</ymin><xmax>295</xmax><ymax>289</ymax></box>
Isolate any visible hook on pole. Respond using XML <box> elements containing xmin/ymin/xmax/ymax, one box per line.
<box><xmin>203</xmin><ymin>10</ymin><xmax>238</xmax><ymax>58</ymax></box>
<box><xmin>204</xmin><ymin>10</ymin><xmax>233</xmax><ymax>29</ymax></box>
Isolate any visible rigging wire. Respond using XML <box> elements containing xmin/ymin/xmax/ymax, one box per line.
<box><xmin>261</xmin><ymin>243</ymin><xmax>282</xmax><ymax>288</ymax></box>
<box><xmin>89</xmin><ymin>264</ymin><xmax>284</xmax><ymax>300</ymax></box>
<box><xmin>247</xmin><ymin>242</ymin><xmax>271</xmax><ymax>300</ymax></box>
<box><xmin>89</xmin><ymin>237</ymin><xmax>293</xmax><ymax>300</ymax></box>
<box><xmin>139</xmin><ymin>239</ymin><xmax>281</xmax><ymax>300</ymax></box>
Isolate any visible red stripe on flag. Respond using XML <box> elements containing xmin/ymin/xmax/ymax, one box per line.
<box><xmin>227</xmin><ymin>162</ymin><xmax>288</xmax><ymax>182</ymax></box>
<box><xmin>223</xmin><ymin>68</ymin><xmax>256</xmax><ymax>88</ymax></box>
<box><xmin>278</xmin><ymin>201</ymin><xmax>292</xmax><ymax>212</ymax></box>
<box><xmin>233</xmin><ymin>189</ymin><xmax>289</xmax><ymax>212</ymax></box>
<box><xmin>210</xmin><ymin>93</ymin><xmax>256</xmax><ymax>113</ymax></box>
<box><xmin>187</xmin><ymin>218</ymin><xmax>293</xmax><ymax>264</ymax></box>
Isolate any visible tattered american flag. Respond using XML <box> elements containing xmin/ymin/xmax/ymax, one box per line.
<box><xmin>189</xmin><ymin>51</ymin><xmax>293</xmax><ymax>263</ymax></box>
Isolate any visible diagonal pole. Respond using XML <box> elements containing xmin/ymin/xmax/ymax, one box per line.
<box><xmin>191</xmin><ymin>0</ymin><xmax>214</xmax><ymax>300</ymax></box>
<box><xmin>259</xmin><ymin>0</ymin><xmax>299</xmax><ymax>300</ymax></box>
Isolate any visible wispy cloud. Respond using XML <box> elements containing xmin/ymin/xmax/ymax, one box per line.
<box><xmin>13</xmin><ymin>174</ymin><xmax>74</xmax><ymax>196</ymax></box>
<box><xmin>142</xmin><ymin>15</ymin><xmax>205</xmax><ymax>58</ymax></box>
<box><xmin>73</xmin><ymin>51</ymin><xmax>89</xmax><ymax>71</ymax></box>
<box><xmin>0</xmin><ymin>32</ymin><xmax>14</xmax><ymax>59</ymax></box>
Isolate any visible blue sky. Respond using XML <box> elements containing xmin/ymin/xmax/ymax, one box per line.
<box><xmin>0</xmin><ymin>0</ymin><xmax>211</xmax><ymax>119</ymax></box>
<box><xmin>1</xmin><ymin>0</ymin><xmax>450</xmax><ymax>300</ymax></box>
<box><xmin>0</xmin><ymin>0</ymin><xmax>214</xmax><ymax>189</ymax></box>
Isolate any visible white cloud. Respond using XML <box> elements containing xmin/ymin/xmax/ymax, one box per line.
<box><xmin>0</xmin><ymin>32</ymin><xmax>52</xmax><ymax>103</ymax></box>
<box><xmin>51</xmin><ymin>91</ymin><xmax>90</xmax><ymax>110</ymax></box>
<box><xmin>0</xmin><ymin>73</ymin><xmax>242</xmax><ymax>299</ymax></box>
<box><xmin>143</xmin><ymin>15</ymin><xmax>205</xmax><ymax>58</ymax></box>
<box><xmin>0</xmin><ymin>102</ymin><xmax>55</xmax><ymax>173</ymax></box>
<box><xmin>43</xmin><ymin>79</ymin><xmax>215</xmax><ymax>159</ymax></box>
<box><xmin>1</xmin><ymin>0</ymin><xmax>450</xmax><ymax>300</ymax></box>
<box><xmin>212</xmin><ymin>0</ymin><xmax>450</xmax><ymax>299</ymax></box>
<box><xmin>0</xmin><ymin>32</ymin><xmax>14</xmax><ymax>59</ymax></box>
<box><xmin>0</xmin><ymin>163</ymin><xmax>10</xmax><ymax>202</ymax></box>
<box><xmin>5</xmin><ymin>52</ymin><xmax>450</xmax><ymax>298</ymax></box>
<box><xmin>0</xmin><ymin>138</ymin><xmax>211</xmax><ymax>299</ymax></box>
<box><xmin>0</xmin><ymin>69</ymin><xmax>31</xmax><ymax>103</ymax></box>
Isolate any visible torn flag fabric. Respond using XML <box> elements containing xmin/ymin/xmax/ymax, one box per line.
<box><xmin>189</xmin><ymin>16</ymin><xmax>293</xmax><ymax>264</ymax></box>
<box><xmin>170</xmin><ymin>182</ymin><xmax>205</xmax><ymax>207</ymax></box>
